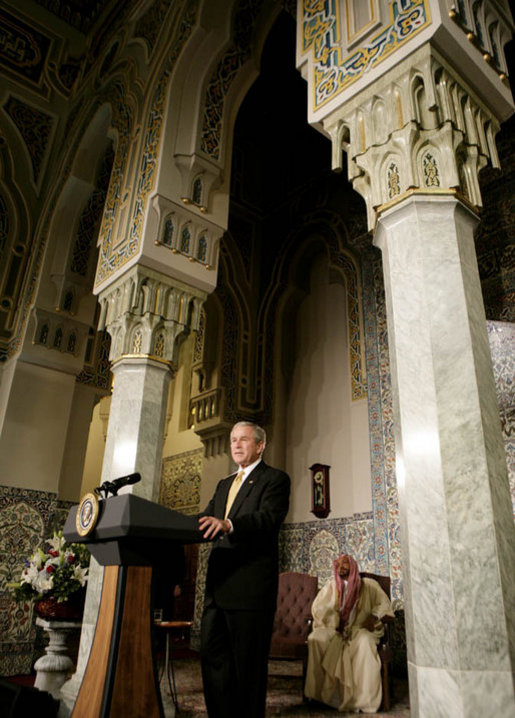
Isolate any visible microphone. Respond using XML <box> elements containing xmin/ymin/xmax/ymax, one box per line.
<box><xmin>94</xmin><ymin>472</ymin><xmax>141</xmax><ymax>498</ymax></box>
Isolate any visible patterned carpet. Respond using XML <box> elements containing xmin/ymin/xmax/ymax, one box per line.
<box><xmin>163</xmin><ymin>658</ymin><xmax>410</xmax><ymax>717</ymax></box>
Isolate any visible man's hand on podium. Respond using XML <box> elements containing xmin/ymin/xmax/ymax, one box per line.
<box><xmin>198</xmin><ymin>516</ymin><xmax>231</xmax><ymax>540</ymax></box>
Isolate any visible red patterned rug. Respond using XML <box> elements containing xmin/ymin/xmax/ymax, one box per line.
<box><xmin>164</xmin><ymin>658</ymin><xmax>410</xmax><ymax>717</ymax></box>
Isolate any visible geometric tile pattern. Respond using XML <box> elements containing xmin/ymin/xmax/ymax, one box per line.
<box><xmin>4</xmin><ymin>96</ymin><xmax>53</xmax><ymax>184</ymax></box>
<box><xmin>200</xmin><ymin>0</ymin><xmax>265</xmax><ymax>159</ymax></box>
<box><xmin>280</xmin><ymin>512</ymin><xmax>376</xmax><ymax>587</ymax></box>
<box><xmin>487</xmin><ymin>320</ymin><xmax>515</xmax><ymax>515</ymax></box>
<box><xmin>361</xmin><ymin>246</ymin><xmax>402</xmax><ymax>599</ymax></box>
<box><xmin>0</xmin><ymin>7</ymin><xmax>50</xmax><ymax>86</ymax></box>
<box><xmin>476</xmin><ymin>117</ymin><xmax>515</xmax><ymax>323</ymax></box>
<box><xmin>160</xmin><ymin>448</ymin><xmax>203</xmax><ymax>515</ymax></box>
<box><xmin>95</xmin><ymin>0</ymin><xmax>198</xmax><ymax>288</ymax></box>
<box><xmin>300</xmin><ymin>0</ymin><xmax>431</xmax><ymax>112</ymax></box>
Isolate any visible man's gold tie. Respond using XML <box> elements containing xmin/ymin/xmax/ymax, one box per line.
<box><xmin>225</xmin><ymin>470</ymin><xmax>245</xmax><ymax>518</ymax></box>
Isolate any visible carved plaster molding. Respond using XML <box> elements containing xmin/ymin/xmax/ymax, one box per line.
<box><xmin>30</xmin><ymin>307</ymin><xmax>91</xmax><ymax>372</ymax></box>
<box><xmin>97</xmin><ymin>265</ymin><xmax>207</xmax><ymax>366</ymax></box>
<box><xmin>151</xmin><ymin>194</ymin><xmax>222</xmax><ymax>270</ymax></box>
<box><xmin>324</xmin><ymin>44</ymin><xmax>504</xmax><ymax>228</ymax></box>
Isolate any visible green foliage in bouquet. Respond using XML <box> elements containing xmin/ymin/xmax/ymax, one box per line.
<box><xmin>10</xmin><ymin>531</ymin><xmax>90</xmax><ymax>603</ymax></box>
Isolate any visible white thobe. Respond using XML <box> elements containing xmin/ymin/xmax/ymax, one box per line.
<box><xmin>304</xmin><ymin>577</ymin><xmax>394</xmax><ymax>713</ymax></box>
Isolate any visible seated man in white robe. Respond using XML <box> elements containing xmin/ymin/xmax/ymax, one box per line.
<box><xmin>305</xmin><ymin>553</ymin><xmax>394</xmax><ymax>713</ymax></box>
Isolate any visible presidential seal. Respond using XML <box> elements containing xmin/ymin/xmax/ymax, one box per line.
<box><xmin>76</xmin><ymin>492</ymin><xmax>99</xmax><ymax>536</ymax></box>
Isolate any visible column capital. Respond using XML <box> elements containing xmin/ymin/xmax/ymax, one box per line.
<box><xmin>97</xmin><ymin>265</ymin><xmax>207</xmax><ymax>367</ymax></box>
<box><xmin>374</xmin><ymin>186</ymin><xmax>480</xmax><ymax>235</ymax></box>
<box><xmin>323</xmin><ymin>43</ymin><xmax>507</xmax><ymax>228</ymax></box>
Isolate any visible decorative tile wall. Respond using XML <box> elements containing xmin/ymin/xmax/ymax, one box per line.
<box><xmin>159</xmin><ymin>448</ymin><xmax>203</xmax><ymax>515</ymax></box>
<box><xmin>487</xmin><ymin>320</ymin><xmax>515</xmax><ymax>513</ymax></box>
<box><xmin>0</xmin><ymin>486</ymin><xmax>73</xmax><ymax>675</ymax></box>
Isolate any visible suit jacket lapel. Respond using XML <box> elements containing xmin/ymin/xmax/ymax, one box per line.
<box><xmin>227</xmin><ymin>461</ymin><xmax>266</xmax><ymax>518</ymax></box>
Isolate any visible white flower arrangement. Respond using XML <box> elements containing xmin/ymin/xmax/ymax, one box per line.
<box><xmin>10</xmin><ymin>531</ymin><xmax>90</xmax><ymax>603</ymax></box>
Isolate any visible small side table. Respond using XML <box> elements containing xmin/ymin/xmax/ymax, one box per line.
<box><xmin>34</xmin><ymin>618</ymin><xmax>81</xmax><ymax>698</ymax></box>
<box><xmin>154</xmin><ymin>620</ymin><xmax>193</xmax><ymax>711</ymax></box>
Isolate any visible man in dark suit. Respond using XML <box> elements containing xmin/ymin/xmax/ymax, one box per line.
<box><xmin>198</xmin><ymin>421</ymin><xmax>290</xmax><ymax>718</ymax></box>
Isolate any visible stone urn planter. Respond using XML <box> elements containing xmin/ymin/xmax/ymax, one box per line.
<box><xmin>34</xmin><ymin>591</ymin><xmax>85</xmax><ymax>622</ymax></box>
<box><xmin>33</xmin><ymin>593</ymin><xmax>85</xmax><ymax>698</ymax></box>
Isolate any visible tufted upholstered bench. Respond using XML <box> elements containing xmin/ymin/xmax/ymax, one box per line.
<box><xmin>268</xmin><ymin>572</ymin><xmax>318</xmax><ymax>692</ymax></box>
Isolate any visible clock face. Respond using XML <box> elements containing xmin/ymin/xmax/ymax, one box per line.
<box><xmin>313</xmin><ymin>472</ymin><xmax>324</xmax><ymax>506</ymax></box>
<box><xmin>310</xmin><ymin>465</ymin><xmax>330</xmax><ymax>518</ymax></box>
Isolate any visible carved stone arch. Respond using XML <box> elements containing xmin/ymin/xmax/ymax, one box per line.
<box><xmin>0</xmin><ymin>100</ymin><xmax>42</xmax><ymax>201</ymax></box>
<box><xmin>456</xmin><ymin>144</ymin><xmax>472</xmax><ymax>201</ymax></box>
<box><xmin>89</xmin><ymin>79</ymin><xmax>141</xmax><ymax>287</ymax></box>
<box><xmin>450</xmin><ymin>81</ymin><xmax>467</xmax><ymax>135</ymax></box>
<box><xmin>434</xmin><ymin>66</ymin><xmax>456</xmax><ymax>125</ymax></box>
<box><xmin>66</xmin><ymin>328</ymin><xmax>79</xmax><ymax>354</ymax></box>
<box><xmin>483</xmin><ymin>120</ymin><xmax>499</xmax><ymax>167</ymax></box>
<box><xmin>212</xmin><ymin>244</ymin><xmax>249</xmax><ymax>424</ymax></box>
<box><xmin>191</xmin><ymin>175</ymin><xmax>204</xmax><ymax>206</ymax></box>
<box><xmin>184</xmin><ymin>296</ymin><xmax>198</xmax><ymax>332</ymax></box>
<box><xmin>471</xmin><ymin>1</ymin><xmax>486</xmax><ymax>48</ymax></box>
<box><xmin>456</xmin><ymin>0</ymin><xmax>473</xmax><ymax>27</ymax></box>
<box><xmin>411</xmin><ymin>73</ymin><xmax>438</xmax><ymax>130</ymax></box>
<box><xmin>160</xmin><ymin>1</ymin><xmax>288</xmax><ymax>214</ymax></box>
<box><xmin>111</xmin><ymin>325</ymin><xmax>123</xmax><ymax>359</ymax></box>
<box><xmin>496</xmin><ymin>22</ymin><xmax>512</xmax><ymax>77</ymax></box>
<box><xmin>327</xmin><ymin>249</ymin><xmax>367</xmax><ymax>401</ymax></box>
<box><xmin>278</xmin><ymin>235</ymin><xmax>329</xmax><ymax>398</ymax></box>
<box><xmin>37</xmin><ymin>322</ymin><xmax>50</xmax><ymax>346</ymax></box>
<box><xmin>472</xmin><ymin>105</ymin><xmax>490</xmax><ymax>157</ymax></box>
<box><xmin>356</xmin><ymin>109</ymin><xmax>367</xmax><ymax>153</ymax></box>
<box><xmin>460</xmin><ymin>94</ymin><xmax>478</xmax><ymax>145</ymax></box>
<box><xmin>392</xmin><ymin>84</ymin><xmax>404</xmax><ymax>130</ymax></box>
<box><xmin>197</xmin><ymin>2</ymin><xmax>285</xmax><ymax>167</ymax></box>
<box><xmin>161</xmin><ymin>213</ymin><xmax>176</xmax><ymax>247</ymax></box>
<box><xmin>196</xmin><ymin>231</ymin><xmax>209</xmax><ymax>263</ymax></box>
<box><xmin>174</xmin><ymin>290</ymin><xmax>188</xmax><ymax>326</ymax></box>
<box><xmin>52</xmin><ymin>324</ymin><xmax>64</xmax><ymax>350</ymax></box>
<box><xmin>188</xmin><ymin>291</ymin><xmax>229</xmax><ymax>445</ymax></box>
<box><xmin>484</xmin><ymin>15</ymin><xmax>500</xmax><ymax>66</ymax></box>
<box><xmin>179</xmin><ymin>222</ymin><xmax>193</xmax><ymax>255</ymax></box>
<box><xmin>371</xmin><ymin>96</ymin><xmax>388</xmax><ymax>145</ymax></box>
<box><xmin>268</xmin><ymin>213</ymin><xmax>366</xmax><ymax>403</ymax></box>
<box><xmin>44</xmin><ymin>104</ymin><xmax>115</xmax><ymax>311</ymax></box>
<box><xmin>62</xmin><ymin>288</ymin><xmax>75</xmax><ymax>313</ymax></box>
<box><xmin>70</xmin><ymin>104</ymin><xmax>114</xmax><ymax>186</ymax></box>
<box><xmin>194</xmin><ymin>293</ymin><xmax>223</xmax><ymax>393</ymax></box>
<box><xmin>328</xmin><ymin>119</ymin><xmax>351</xmax><ymax>172</ymax></box>
<box><xmin>2</xmin><ymin>66</ymin><xmax>139</xmax><ymax>359</ymax></box>
<box><xmin>0</xmin><ymin>134</ymin><xmax>31</xmax><ymax>361</ymax></box>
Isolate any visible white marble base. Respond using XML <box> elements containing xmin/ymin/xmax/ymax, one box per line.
<box><xmin>34</xmin><ymin>619</ymin><xmax>81</xmax><ymax>699</ymax></box>
<box><xmin>409</xmin><ymin>663</ymin><xmax>515</xmax><ymax>718</ymax></box>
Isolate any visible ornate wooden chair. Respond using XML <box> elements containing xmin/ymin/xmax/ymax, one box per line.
<box><xmin>360</xmin><ymin>571</ymin><xmax>395</xmax><ymax>711</ymax></box>
<box><xmin>268</xmin><ymin>572</ymin><xmax>318</xmax><ymax>686</ymax></box>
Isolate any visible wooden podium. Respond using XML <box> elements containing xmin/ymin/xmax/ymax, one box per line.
<box><xmin>63</xmin><ymin>495</ymin><xmax>205</xmax><ymax>718</ymax></box>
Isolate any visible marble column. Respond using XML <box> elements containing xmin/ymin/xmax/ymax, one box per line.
<box><xmin>59</xmin><ymin>266</ymin><xmax>206</xmax><ymax>716</ymax></box>
<box><xmin>100</xmin><ymin>355</ymin><xmax>174</xmax><ymax>500</ymax></box>
<box><xmin>374</xmin><ymin>192</ymin><xmax>515</xmax><ymax>717</ymax></box>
